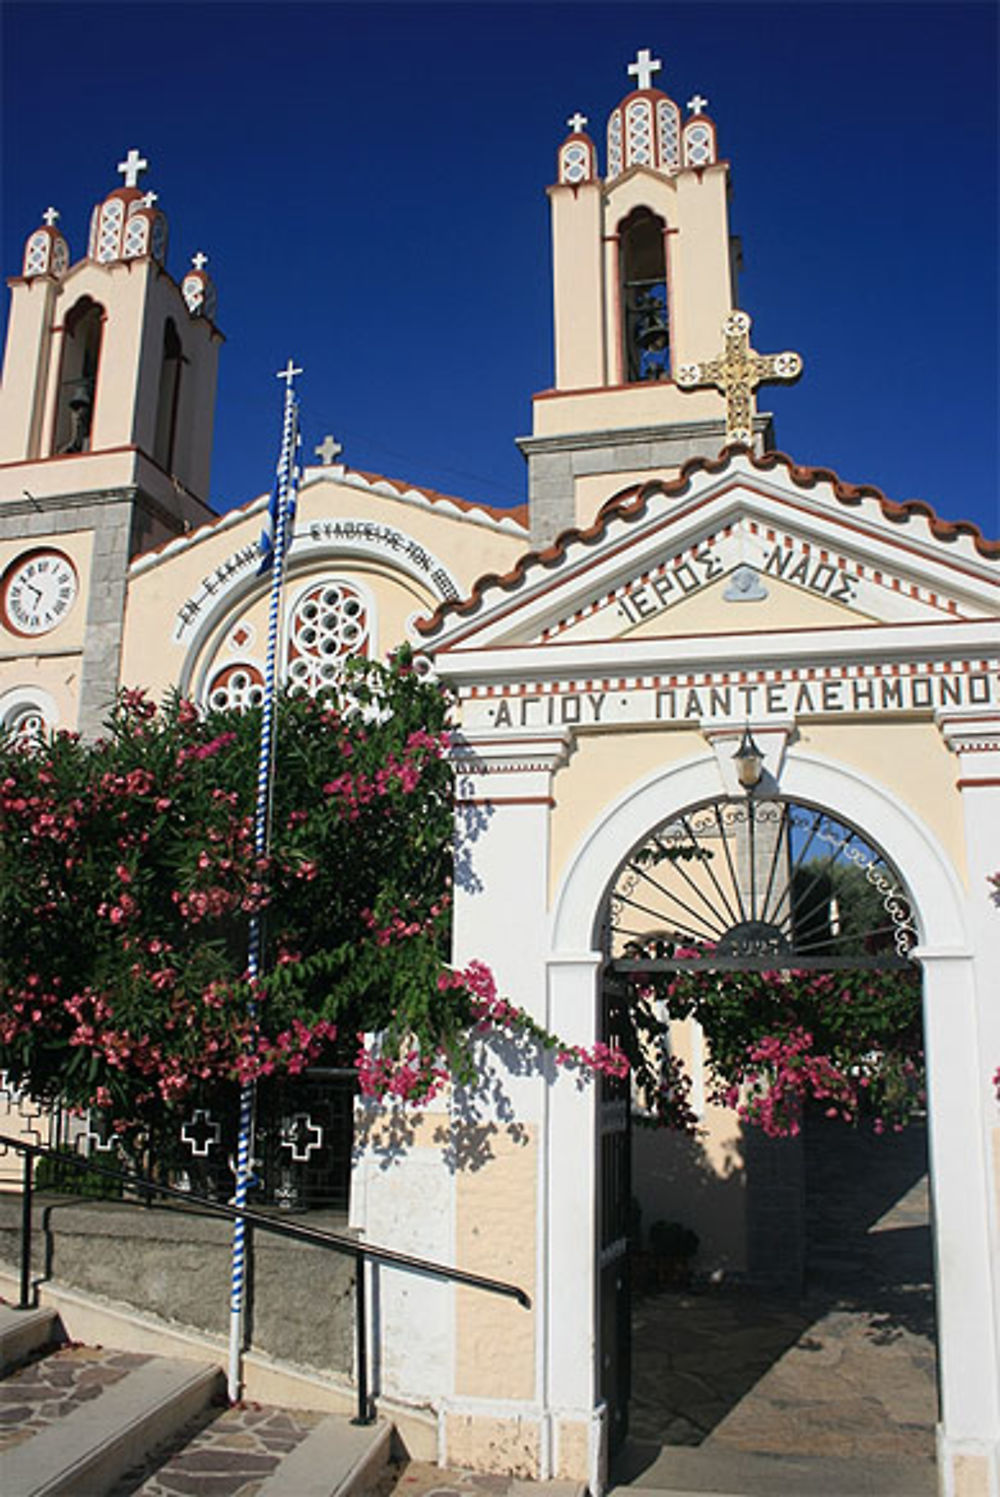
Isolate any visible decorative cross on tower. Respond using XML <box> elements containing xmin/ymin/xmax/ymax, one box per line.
<box><xmin>566</xmin><ymin>111</ymin><xmax>588</xmax><ymax>134</ymax></box>
<box><xmin>117</xmin><ymin>148</ymin><xmax>149</xmax><ymax>189</ymax></box>
<box><xmin>141</xmin><ymin>191</ymin><xmax>158</xmax><ymax>209</ymax></box>
<box><xmin>276</xmin><ymin>358</ymin><xmax>303</xmax><ymax>389</ymax></box>
<box><xmin>675</xmin><ymin>311</ymin><xmax>803</xmax><ymax>446</ymax></box>
<box><xmin>314</xmin><ymin>433</ymin><xmax>343</xmax><ymax>466</ymax></box>
<box><xmin>628</xmin><ymin>47</ymin><xmax>662</xmax><ymax>91</ymax></box>
<box><xmin>191</xmin><ymin>251</ymin><xmax>209</xmax><ymax>271</ymax></box>
<box><xmin>42</xmin><ymin>207</ymin><xmax>60</xmax><ymax>227</ymax></box>
<box><xmin>687</xmin><ymin>93</ymin><xmax>709</xmax><ymax>116</ymax></box>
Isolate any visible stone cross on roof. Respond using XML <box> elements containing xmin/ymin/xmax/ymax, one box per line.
<box><xmin>42</xmin><ymin>207</ymin><xmax>60</xmax><ymax>227</ymax></box>
<box><xmin>628</xmin><ymin>47</ymin><xmax>662</xmax><ymax>91</ymax></box>
<box><xmin>315</xmin><ymin>434</ymin><xmax>343</xmax><ymax>466</ymax></box>
<box><xmin>675</xmin><ymin>311</ymin><xmax>803</xmax><ymax>446</ymax></box>
<box><xmin>191</xmin><ymin>251</ymin><xmax>209</xmax><ymax>271</ymax></box>
<box><xmin>687</xmin><ymin>93</ymin><xmax>709</xmax><ymax>116</ymax></box>
<box><xmin>117</xmin><ymin>148</ymin><xmax>149</xmax><ymax>189</ymax></box>
<box><xmin>567</xmin><ymin>111</ymin><xmax>588</xmax><ymax>134</ymax></box>
<box><xmin>141</xmin><ymin>191</ymin><xmax>158</xmax><ymax>209</ymax></box>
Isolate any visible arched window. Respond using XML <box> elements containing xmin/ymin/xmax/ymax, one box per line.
<box><xmin>52</xmin><ymin>298</ymin><xmax>103</xmax><ymax>454</ymax></box>
<box><xmin>153</xmin><ymin>319</ymin><xmax>183</xmax><ymax>473</ymax></box>
<box><xmin>619</xmin><ymin>208</ymin><xmax>669</xmax><ymax>383</ymax></box>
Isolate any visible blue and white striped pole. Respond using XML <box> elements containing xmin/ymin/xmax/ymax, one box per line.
<box><xmin>227</xmin><ymin>359</ymin><xmax>302</xmax><ymax>1401</ymax></box>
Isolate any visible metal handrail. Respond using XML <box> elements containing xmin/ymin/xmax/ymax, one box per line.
<box><xmin>0</xmin><ymin>1132</ymin><xmax>529</xmax><ymax>1424</ymax></box>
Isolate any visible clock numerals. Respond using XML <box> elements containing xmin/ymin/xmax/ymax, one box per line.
<box><xmin>3</xmin><ymin>551</ymin><xmax>78</xmax><ymax>636</ymax></box>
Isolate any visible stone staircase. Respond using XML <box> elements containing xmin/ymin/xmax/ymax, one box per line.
<box><xmin>0</xmin><ymin>1303</ymin><xmax>393</xmax><ymax>1497</ymax></box>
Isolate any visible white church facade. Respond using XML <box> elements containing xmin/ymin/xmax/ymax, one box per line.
<box><xmin>2</xmin><ymin>49</ymin><xmax>999</xmax><ymax>1497</ymax></box>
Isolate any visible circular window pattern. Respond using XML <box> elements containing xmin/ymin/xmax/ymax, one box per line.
<box><xmin>205</xmin><ymin>662</ymin><xmax>265</xmax><ymax>712</ymax></box>
<box><xmin>287</xmin><ymin>580</ymin><xmax>370</xmax><ymax>692</ymax></box>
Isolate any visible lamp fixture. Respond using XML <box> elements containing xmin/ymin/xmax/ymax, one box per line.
<box><xmin>733</xmin><ymin>726</ymin><xmax>765</xmax><ymax>790</ymax></box>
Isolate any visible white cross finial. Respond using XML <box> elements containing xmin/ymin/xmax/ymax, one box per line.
<box><xmin>687</xmin><ymin>93</ymin><xmax>709</xmax><ymax>116</ymax></box>
<box><xmin>191</xmin><ymin>251</ymin><xmax>208</xmax><ymax>271</ymax></box>
<box><xmin>315</xmin><ymin>434</ymin><xmax>343</xmax><ymax>466</ymax></box>
<box><xmin>628</xmin><ymin>47</ymin><xmax>662</xmax><ymax>91</ymax></box>
<box><xmin>42</xmin><ymin>207</ymin><xmax>60</xmax><ymax>227</ymax></box>
<box><xmin>141</xmin><ymin>191</ymin><xmax>158</xmax><ymax>209</ymax></box>
<box><xmin>276</xmin><ymin>359</ymin><xmax>303</xmax><ymax>389</ymax></box>
<box><xmin>567</xmin><ymin>111</ymin><xmax>588</xmax><ymax>134</ymax></box>
<box><xmin>117</xmin><ymin>148</ymin><xmax>149</xmax><ymax>189</ymax></box>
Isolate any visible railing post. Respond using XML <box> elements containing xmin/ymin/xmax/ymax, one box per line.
<box><xmin>353</xmin><ymin>1250</ymin><xmax>372</xmax><ymax>1425</ymax></box>
<box><xmin>20</xmin><ymin>1148</ymin><xmax>33</xmax><ymax>1309</ymax></box>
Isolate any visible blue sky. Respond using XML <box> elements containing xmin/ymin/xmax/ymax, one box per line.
<box><xmin>3</xmin><ymin>2</ymin><xmax>997</xmax><ymax>540</ymax></box>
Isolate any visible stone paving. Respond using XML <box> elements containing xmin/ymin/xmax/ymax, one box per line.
<box><xmin>0</xmin><ymin>1341</ymin><xmax>151</xmax><ymax>1453</ymax></box>
<box><xmin>108</xmin><ymin>1401</ymin><xmax>326</xmax><ymax>1497</ymax></box>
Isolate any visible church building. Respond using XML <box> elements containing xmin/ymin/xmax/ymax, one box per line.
<box><xmin>2</xmin><ymin>47</ymin><xmax>999</xmax><ymax>1497</ymax></box>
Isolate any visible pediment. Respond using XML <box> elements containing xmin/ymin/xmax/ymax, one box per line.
<box><xmin>421</xmin><ymin>450</ymin><xmax>999</xmax><ymax>653</ymax></box>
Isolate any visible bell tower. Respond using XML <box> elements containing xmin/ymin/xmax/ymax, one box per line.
<box><xmin>520</xmin><ymin>48</ymin><xmax>800</xmax><ymax>546</ymax></box>
<box><xmin>0</xmin><ymin>150</ymin><xmax>222</xmax><ymax>738</ymax></box>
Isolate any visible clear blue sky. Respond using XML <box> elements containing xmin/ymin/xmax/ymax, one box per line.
<box><xmin>3</xmin><ymin>2</ymin><xmax>997</xmax><ymax>540</ymax></box>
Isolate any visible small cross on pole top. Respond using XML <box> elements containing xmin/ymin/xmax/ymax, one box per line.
<box><xmin>687</xmin><ymin>93</ymin><xmax>709</xmax><ymax>116</ymax></box>
<box><xmin>567</xmin><ymin>111</ymin><xmax>588</xmax><ymax>134</ymax></box>
<box><xmin>42</xmin><ymin>207</ymin><xmax>60</xmax><ymax>227</ymax></box>
<box><xmin>675</xmin><ymin>311</ymin><xmax>803</xmax><ymax>447</ymax></box>
<box><xmin>276</xmin><ymin>359</ymin><xmax>303</xmax><ymax>389</ymax></box>
<box><xmin>117</xmin><ymin>148</ymin><xmax>149</xmax><ymax>189</ymax></box>
<box><xmin>315</xmin><ymin>434</ymin><xmax>343</xmax><ymax>466</ymax></box>
<box><xmin>191</xmin><ymin>251</ymin><xmax>208</xmax><ymax>271</ymax></box>
<box><xmin>628</xmin><ymin>47</ymin><xmax>662</xmax><ymax>91</ymax></box>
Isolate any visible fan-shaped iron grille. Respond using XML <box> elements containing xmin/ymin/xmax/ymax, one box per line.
<box><xmin>605</xmin><ymin>797</ymin><xmax>917</xmax><ymax>972</ymax></box>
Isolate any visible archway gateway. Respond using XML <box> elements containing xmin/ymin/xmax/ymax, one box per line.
<box><xmin>595</xmin><ymin>792</ymin><xmax>927</xmax><ymax>1460</ymax></box>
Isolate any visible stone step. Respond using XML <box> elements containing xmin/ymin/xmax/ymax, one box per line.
<box><xmin>610</xmin><ymin>1439</ymin><xmax>936</xmax><ymax>1496</ymax></box>
<box><xmin>0</xmin><ymin>1303</ymin><xmax>61</xmax><ymax>1374</ymax></box>
<box><xmin>256</xmin><ymin>1414</ymin><xmax>393</xmax><ymax>1496</ymax></box>
<box><xmin>3</xmin><ymin>1353</ymin><xmax>223</xmax><ymax>1497</ymax></box>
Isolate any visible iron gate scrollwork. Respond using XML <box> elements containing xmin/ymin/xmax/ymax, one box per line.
<box><xmin>606</xmin><ymin>796</ymin><xmax>918</xmax><ymax>971</ymax></box>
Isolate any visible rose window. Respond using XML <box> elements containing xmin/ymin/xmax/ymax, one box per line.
<box><xmin>286</xmin><ymin>580</ymin><xmax>370</xmax><ymax>692</ymax></box>
<box><xmin>205</xmin><ymin>662</ymin><xmax>265</xmax><ymax>712</ymax></box>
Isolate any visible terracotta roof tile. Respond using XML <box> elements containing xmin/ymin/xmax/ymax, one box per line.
<box><xmin>416</xmin><ymin>445</ymin><xmax>999</xmax><ymax>637</ymax></box>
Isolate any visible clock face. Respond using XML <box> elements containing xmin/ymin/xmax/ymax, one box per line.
<box><xmin>3</xmin><ymin>550</ymin><xmax>79</xmax><ymax>636</ymax></box>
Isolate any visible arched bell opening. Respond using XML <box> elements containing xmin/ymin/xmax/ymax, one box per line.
<box><xmin>52</xmin><ymin>296</ymin><xmax>104</xmax><ymax>454</ymax></box>
<box><xmin>619</xmin><ymin>207</ymin><xmax>669</xmax><ymax>384</ymax></box>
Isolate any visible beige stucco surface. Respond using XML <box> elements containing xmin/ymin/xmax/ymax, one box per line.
<box><xmin>445</xmin><ymin>1412</ymin><xmax>541</xmax><ymax>1477</ymax></box>
<box><xmin>455</xmin><ymin>1125</ymin><xmax>537</xmax><ymax>1400</ymax></box>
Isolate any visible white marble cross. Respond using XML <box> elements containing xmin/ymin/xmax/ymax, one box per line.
<box><xmin>276</xmin><ymin>358</ymin><xmax>303</xmax><ymax>388</ymax></box>
<box><xmin>117</xmin><ymin>148</ymin><xmax>149</xmax><ymax>188</ymax></box>
<box><xmin>314</xmin><ymin>434</ymin><xmax>343</xmax><ymax>466</ymax></box>
<box><xmin>141</xmin><ymin>191</ymin><xmax>158</xmax><ymax>208</ymax></box>
<box><xmin>191</xmin><ymin>251</ymin><xmax>209</xmax><ymax>271</ymax></box>
<box><xmin>567</xmin><ymin>111</ymin><xmax>588</xmax><ymax>134</ymax></box>
<box><xmin>628</xmin><ymin>47</ymin><xmax>662</xmax><ymax>91</ymax></box>
<box><xmin>42</xmin><ymin>207</ymin><xmax>60</xmax><ymax>227</ymax></box>
<box><xmin>687</xmin><ymin>93</ymin><xmax>709</xmax><ymax>116</ymax></box>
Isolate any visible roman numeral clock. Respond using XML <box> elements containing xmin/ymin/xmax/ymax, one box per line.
<box><xmin>2</xmin><ymin>550</ymin><xmax>78</xmax><ymax>636</ymax></box>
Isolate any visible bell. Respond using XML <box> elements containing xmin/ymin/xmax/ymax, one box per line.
<box><xmin>637</xmin><ymin>313</ymin><xmax>669</xmax><ymax>352</ymax></box>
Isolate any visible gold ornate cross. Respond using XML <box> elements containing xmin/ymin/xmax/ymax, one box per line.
<box><xmin>675</xmin><ymin>311</ymin><xmax>803</xmax><ymax>446</ymax></box>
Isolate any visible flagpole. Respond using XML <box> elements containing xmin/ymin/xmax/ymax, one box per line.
<box><xmin>227</xmin><ymin>358</ymin><xmax>302</xmax><ymax>1402</ymax></box>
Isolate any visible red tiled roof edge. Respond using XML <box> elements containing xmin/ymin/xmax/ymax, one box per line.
<box><xmin>415</xmin><ymin>444</ymin><xmax>999</xmax><ymax>636</ymax></box>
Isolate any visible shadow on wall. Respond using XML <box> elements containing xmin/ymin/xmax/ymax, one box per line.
<box><xmin>632</xmin><ymin>1124</ymin><xmax>747</xmax><ymax>1276</ymax></box>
